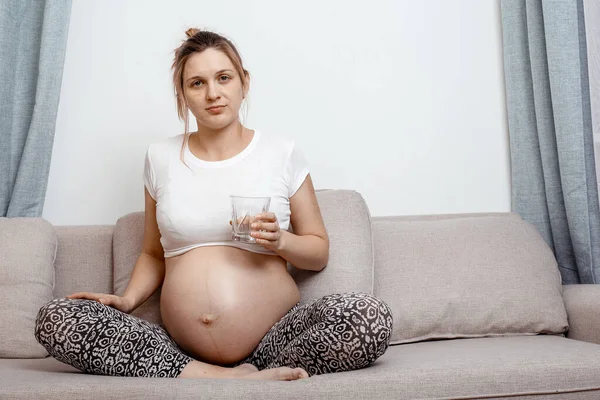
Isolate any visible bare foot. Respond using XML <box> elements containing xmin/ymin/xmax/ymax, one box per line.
<box><xmin>178</xmin><ymin>360</ymin><xmax>308</xmax><ymax>381</ymax></box>
<box><xmin>230</xmin><ymin>363</ymin><xmax>258</xmax><ymax>377</ymax></box>
<box><xmin>241</xmin><ymin>366</ymin><xmax>309</xmax><ymax>381</ymax></box>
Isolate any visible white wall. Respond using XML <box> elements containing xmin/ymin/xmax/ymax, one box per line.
<box><xmin>42</xmin><ymin>0</ymin><xmax>510</xmax><ymax>226</ymax></box>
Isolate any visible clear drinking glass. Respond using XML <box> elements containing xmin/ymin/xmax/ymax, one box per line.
<box><xmin>230</xmin><ymin>195</ymin><xmax>271</xmax><ymax>243</ymax></box>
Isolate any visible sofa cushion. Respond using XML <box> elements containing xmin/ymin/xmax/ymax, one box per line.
<box><xmin>53</xmin><ymin>225</ymin><xmax>114</xmax><ymax>299</ymax></box>
<box><xmin>288</xmin><ymin>189</ymin><xmax>374</xmax><ymax>304</ymax></box>
<box><xmin>3</xmin><ymin>336</ymin><xmax>600</xmax><ymax>399</ymax></box>
<box><xmin>0</xmin><ymin>217</ymin><xmax>57</xmax><ymax>358</ymax></box>
<box><xmin>112</xmin><ymin>189</ymin><xmax>374</xmax><ymax>326</ymax></box>
<box><xmin>372</xmin><ymin>213</ymin><xmax>569</xmax><ymax>345</ymax></box>
<box><xmin>113</xmin><ymin>213</ymin><xmax>163</xmax><ymax>326</ymax></box>
<box><xmin>562</xmin><ymin>284</ymin><xmax>600</xmax><ymax>344</ymax></box>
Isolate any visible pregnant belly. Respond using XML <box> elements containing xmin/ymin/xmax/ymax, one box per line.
<box><xmin>160</xmin><ymin>246</ymin><xmax>300</xmax><ymax>366</ymax></box>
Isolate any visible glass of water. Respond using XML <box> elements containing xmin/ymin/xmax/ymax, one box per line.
<box><xmin>230</xmin><ymin>195</ymin><xmax>271</xmax><ymax>243</ymax></box>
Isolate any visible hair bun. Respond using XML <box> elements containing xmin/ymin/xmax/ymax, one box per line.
<box><xmin>185</xmin><ymin>28</ymin><xmax>200</xmax><ymax>38</ymax></box>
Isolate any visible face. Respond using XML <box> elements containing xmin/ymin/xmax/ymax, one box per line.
<box><xmin>182</xmin><ymin>48</ymin><xmax>248</xmax><ymax>130</ymax></box>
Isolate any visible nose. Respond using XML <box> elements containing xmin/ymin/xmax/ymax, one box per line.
<box><xmin>206</xmin><ymin>82</ymin><xmax>220</xmax><ymax>101</ymax></box>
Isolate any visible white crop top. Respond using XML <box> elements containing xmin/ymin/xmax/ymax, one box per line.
<box><xmin>143</xmin><ymin>129</ymin><xmax>310</xmax><ymax>258</ymax></box>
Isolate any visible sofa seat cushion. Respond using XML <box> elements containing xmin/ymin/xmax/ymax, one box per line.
<box><xmin>372</xmin><ymin>213</ymin><xmax>569</xmax><ymax>345</ymax></box>
<box><xmin>0</xmin><ymin>217</ymin><xmax>56</xmax><ymax>358</ymax></box>
<box><xmin>3</xmin><ymin>336</ymin><xmax>600</xmax><ymax>399</ymax></box>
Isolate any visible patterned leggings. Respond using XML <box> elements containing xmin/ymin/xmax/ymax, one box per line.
<box><xmin>34</xmin><ymin>292</ymin><xmax>393</xmax><ymax>378</ymax></box>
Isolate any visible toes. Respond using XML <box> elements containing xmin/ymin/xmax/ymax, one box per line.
<box><xmin>277</xmin><ymin>367</ymin><xmax>298</xmax><ymax>381</ymax></box>
<box><xmin>294</xmin><ymin>368</ymin><xmax>309</xmax><ymax>379</ymax></box>
<box><xmin>276</xmin><ymin>368</ymin><xmax>292</xmax><ymax>380</ymax></box>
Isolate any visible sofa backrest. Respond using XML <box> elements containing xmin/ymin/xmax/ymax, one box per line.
<box><xmin>48</xmin><ymin>190</ymin><xmax>569</xmax><ymax>347</ymax></box>
<box><xmin>371</xmin><ymin>212</ymin><xmax>568</xmax><ymax>345</ymax></box>
<box><xmin>53</xmin><ymin>225</ymin><xmax>114</xmax><ymax>298</ymax></box>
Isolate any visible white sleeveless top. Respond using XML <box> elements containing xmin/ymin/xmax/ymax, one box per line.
<box><xmin>143</xmin><ymin>129</ymin><xmax>309</xmax><ymax>258</ymax></box>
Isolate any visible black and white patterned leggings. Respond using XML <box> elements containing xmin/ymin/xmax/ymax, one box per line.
<box><xmin>34</xmin><ymin>292</ymin><xmax>393</xmax><ymax>378</ymax></box>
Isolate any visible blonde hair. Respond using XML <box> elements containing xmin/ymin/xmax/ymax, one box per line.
<box><xmin>172</xmin><ymin>28</ymin><xmax>250</xmax><ymax>168</ymax></box>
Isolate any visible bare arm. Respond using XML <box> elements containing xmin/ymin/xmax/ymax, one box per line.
<box><xmin>275</xmin><ymin>174</ymin><xmax>329</xmax><ymax>272</ymax></box>
<box><xmin>121</xmin><ymin>187</ymin><xmax>166</xmax><ymax>312</ymax></box>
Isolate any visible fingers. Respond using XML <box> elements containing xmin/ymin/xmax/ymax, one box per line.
<box><xmin>66</xmin><ymin>292</ymin><xmax>105</xmax><ymax>304</ymax></box>
<box><xmin>251</xmin><ymin>230</ymin><xmax>278</xmax><ymax>241</ymax></box>
<box><xmin>255</xmin><ymin>212</ymin><xmax>276</xmax><ymax>222</ymax></box>
<box><xmin>66</xmin><ymin>292</ymin><xmax>95</xmax><ymax>299</ymax></box>
<box><xmin>251</xmin><ymin>221</ymin><xmax>278</xmax><ymax>232</ymax></box>
<box><xmin>231</xmin><ymin>213</ymin><xmax>277</xmax><ymax>226</ymax></box>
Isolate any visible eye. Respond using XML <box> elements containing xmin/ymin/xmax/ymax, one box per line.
<box><xmin>219</xmin><ymin>75</ymin><xmax>231</xmax><ymax>82</ymax></box>
<box><xmin>191</xmin><ymin>80</ymin><xmax>202</xmax><ymax>87</ymax></box>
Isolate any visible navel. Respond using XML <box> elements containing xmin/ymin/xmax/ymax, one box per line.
<box><xmin>200</xmin><ymin>313</ymin><xmax>218</xmax><ymax>325</ymax></box>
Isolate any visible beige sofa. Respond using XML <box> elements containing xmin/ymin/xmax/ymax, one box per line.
<box><xmin>2</xmin><ymin>189</ymin><xmax>600</xmax><ymax>399</ymax></box>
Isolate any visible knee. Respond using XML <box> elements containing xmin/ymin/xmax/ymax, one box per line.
<box><xmin>35</xmin><ymin>298</ymin><xmax>68</xmax><ymax>343</ymax></box>
<box><xmin>361</xmin><ymin>294</ymin><xmax>394</xmax><ymax>333</ymax></box>
<box><xmin>329</xmin><ymin>292</ymin><xmax>394</xmax><ymax>347</ymax></box>
<box><xmin>325</xmin><ymin>292</ymin><xmax>393</xmax><ymax>327</ymax></box>
<box><xmin>34</xmin><ymin>298</ymin><xmax>94</xmax><ymax>345</ymax></box>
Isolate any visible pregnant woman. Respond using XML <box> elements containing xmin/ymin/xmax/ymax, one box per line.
<box><xmin>34</xmin><ymin>28</ymin><xmax>393</xmax><ymax>381</ymax></box>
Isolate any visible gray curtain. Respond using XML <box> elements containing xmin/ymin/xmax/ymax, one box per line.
<box><xmin>0</xmin><ymin>0</ymin><xmax>72</xmax><ymax>218</ymax></box>
<box><xmin>501</xmin><ymin>0</ymin><xmax>599</xmax><ymax>284</ymax></box>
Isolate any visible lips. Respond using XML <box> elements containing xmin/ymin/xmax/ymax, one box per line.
<box><xmin>206</xmin><ymin>106</ymin><xmax>225</xmax><ymax>111</ymax></box>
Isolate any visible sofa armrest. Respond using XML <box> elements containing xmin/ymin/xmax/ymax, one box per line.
<box><xmin>562</xmin><ymin>284</ymin><xmax>600</xmax><ymax>344</ymax></box>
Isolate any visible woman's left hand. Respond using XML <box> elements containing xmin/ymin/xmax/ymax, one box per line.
<box><xmin>250</xmin><ymin>212</ymin><xmax>284</xmax><ymax>251</ymax></box>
